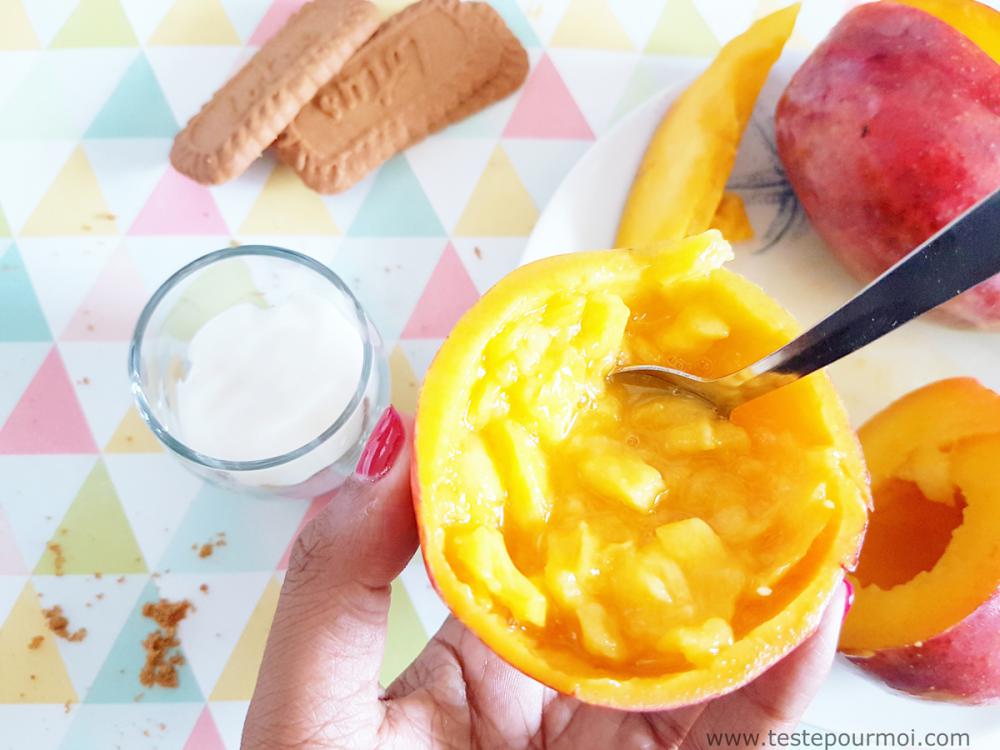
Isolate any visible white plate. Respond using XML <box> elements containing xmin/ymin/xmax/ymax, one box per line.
<box><xmin>522</xmin><ymin>60</ymin><xmax>1000</xmax><ymax>745</ymax></box>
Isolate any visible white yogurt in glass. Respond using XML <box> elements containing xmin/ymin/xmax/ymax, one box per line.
<box><xmin>129</xmin><ymin>246</ymin><xmax>388</xmax><ymax>498</ymax></box>
<box><xmin>176</xmin><ymin>290</ymin><xmax>366</xmax><ymax>487</ymax></box>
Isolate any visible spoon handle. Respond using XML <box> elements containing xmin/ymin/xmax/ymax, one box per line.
<box><xmin>742</xmin><ymin>185</ymin><xmax>1000</xmax><ymax>382</ymax></box>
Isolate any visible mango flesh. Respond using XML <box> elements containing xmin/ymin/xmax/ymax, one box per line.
<box><xmin>414</xmin><ymin>233</ymin><xmax>869</xmax><ymax>709</ymax></box>
<box><xmin>775</xmin><ymin>2</ymin><xmax>1000</xmax><ymax>329</ymax></box>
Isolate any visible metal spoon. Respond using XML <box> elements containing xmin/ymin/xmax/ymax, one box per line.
<box><xmin>611</xmin><ymin>186</ymin><xmax>1000</xmax><ymax>415</ymax></box>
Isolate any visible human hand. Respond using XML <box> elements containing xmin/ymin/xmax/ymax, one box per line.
<box><xmin>242</xmin><ymin>407</ymin><xmax>849</xmax><ymax>749</ymax></box>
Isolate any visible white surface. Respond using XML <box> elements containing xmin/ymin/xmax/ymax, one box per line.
<box><xmin>177</xmin><ymin>289</ymin><xmax>365</xmax><ymax>486</ymax></box>
<box><xmin>522</xmin><ymin>65</ymin><xmax>1000</xmax><ymax>745</ymax></box>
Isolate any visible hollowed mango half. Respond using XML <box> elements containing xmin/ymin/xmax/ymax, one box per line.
<box><xmin>413</xmin><ymin>232</ymin><xmax>870</xmax><ymax>709</ymax></box>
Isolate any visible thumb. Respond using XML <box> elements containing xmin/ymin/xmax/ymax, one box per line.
<box><xmin>243</xmin><ymin>407</ymin><xmax>417</xmax><ymax>750</ymax></box>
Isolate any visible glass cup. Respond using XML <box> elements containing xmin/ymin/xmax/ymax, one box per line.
<box><xmin>129</xmin><ymin>245</ymin><xmax>389</xmax><ymax>498</ymax></box>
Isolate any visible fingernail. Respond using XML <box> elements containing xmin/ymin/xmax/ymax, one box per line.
<box><xmin>842</xmin><ymin>578</ymin><xmax>855</xmax><ymax>622</ymax></box>
<box><xmin>355</xmin><ymin>407</ymin><xmax>404</xmax><ymax>481</ymax></box>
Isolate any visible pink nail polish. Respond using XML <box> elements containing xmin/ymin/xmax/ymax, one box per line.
<box><xmin>355</xmin><ymin>407</ymin><xmax>404</xmax><ymax>481</ymax></box>
<box><xmin>842</xmin><ymin>578</ymin><xmax>856</xmax><ymax>622</ymax></box>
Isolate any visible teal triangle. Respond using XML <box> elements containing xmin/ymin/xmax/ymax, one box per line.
<box><xmin>156</xmin><ymin>483</ymin><xmax>306</xmax><ymax>573</ymax></box>
<box><xmin>85</xmin><ymin>53</ymin><xmax>178</xmax><ymax>138</ymax></box>
<box><xmin>348</xmin><ymin>155</ymin><xmax>445</xmax><ymax>238</ymax></box>
<box><xmin>85</xmin><ymin>580</ymin><xmax>204</xmax><ymax>703</ymax></box>
<box><xmin>0</xmin><ymin>244</ymin><xmax>52</xmax><ymax>341</ymax></box>
<box><xmin>489</xmin><ymin>0</ymin><xmax>541</xmax><ymax>48</ymax></box>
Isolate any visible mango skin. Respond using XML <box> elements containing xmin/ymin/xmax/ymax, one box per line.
<box><xmin>775</xmin><ymin>2</ymin><xmax>1000</xmax><ymax>328</ymax></box>
<box><xmin>849</xmin><ymin>590</ymin><xmax>1000</xmax><ymax>705</ymax></box>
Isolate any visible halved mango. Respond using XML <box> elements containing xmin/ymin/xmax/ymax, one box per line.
<box><xmin>414</xmin><ymin>232</ymin><xmax>869</xmax><ymax>709</ymax></box>
<box><xmin>842</xmin><ymin>379</ymin><xmax>1000</xmax><ymax>704</ymax></box>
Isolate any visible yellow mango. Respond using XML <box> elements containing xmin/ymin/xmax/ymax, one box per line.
<box><xmin>616</xmin><ymin>5</ymin><xmax>799</xmax><ymax>246</ymax></box>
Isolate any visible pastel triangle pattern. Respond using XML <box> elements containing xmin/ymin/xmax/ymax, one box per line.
<box><xmin>0</xmin><ymin>582</ymin><xmax>77</xmax><ymax>703</ymax></box>
<box><xmin>61</xmin><ymin>250</ymin><xmax>147</xmax><ymax>341</ymax></box>
<box><xmin>454</xmin><ymin>146</ymin><xmax>539</xmax><ymax>236</ymax></box>
<box><xmin>149</xmin><ymin>0</ymin><xmax>241</xmax><ymax>45</ymax></box>
<box><xmin>551</xmin><ymin>0</ymin><xmax>633</xmax><ymax>50</ymax></box>
<box><xmin>157</xmin><ymin>483</ymin><xmax>306</xmax><ymax>573</ymax></box>
<box><xmin>210</xmin><ymin>576</ymin><xmax>281</xmax><ymax>700</ymax></box>
<box><xmin>0</xmin><ymin>244</ymin><xmax>52</xmax><ymax>342</ymax></box>
<box><xmin>0</xmin><ymin>506</ymin><xmax>27</xmax><ymax>574</ymax></box>
<box><xmin>85</xmin><ymin>53</ymin><xmax>178</xmax><ymax>138</ymax></box>
<box><xmin>646</xmin><ymin>0</ymin><xmax>719</xmax><ymax>55</ymax></box>
<box><xmin>401</xmin><ymin>244</ymin><xmax>480</xmax><ymax>339</ymax></box>
<box><xmin>50</xmin><ymin>0</ymin><xmax>137</xmax><ymax>48</ymax></box>
<box><xmin>504</xmin><ymin>55</ymin><xmax>594</xmax><ymax>139</ymax></box>
<box><xmin>380</xmin><ymin>579</ymin><xmax>427</xmax><ymax>686</ymax></box>
<box><xmin>0</xmin><ymin>347</ymin><xmax>98</xmax><ymax>455</ymax></box>
<box><xmin>248</xmin><ymin>0</ymin><xmax>308</xmax><ymax>45</ymax></box>
<box><xmin>85</xmin><ymin>580</ymin><xmax>203</xmax><ymax>703</ymax></box>
<box><xmin>35</xmin><ymin>459</ymin><xmax>147</xmax><ymax>575</ymax></box>
<box><xmin>389</xmin><ymin>345</ymin><xmax>419</xmax><ymax>414</ymax></box>
<box><xmin>0</xmin><ymin>0</ymin><xmax>39</xmax><ymax>49</ymax></box>
<box><xmin>104</xmin><ymin>406</ymin><xmax>162</xmax><ymax>453</ymax></box>
<box><xmin>240</xmin><ymin>162</ymin><xmax>339</xmax><ymax>235</ymax></box>
<box><xmin>130</xmin><ymin>167</ymin><xmax>228</xmax><ymax>235</ymax></box>
<box><xmin>184</xmin><ymin>706</ymin><xmax>226</xmax><ymax>750</ymax></box>
<box><xmin>21</xmin><ymin>148</ymin><xmax>118</xmax><ymax>236</ymax></box>
<box><xmin>348</xmin><ymin>156</ymin><xmax>445</xmax><ymax>237</ymax></box>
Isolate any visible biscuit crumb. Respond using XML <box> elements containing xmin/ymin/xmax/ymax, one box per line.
<box><xmin>199</xmin><ymin>584</ymin><xmax>209</xmax><ymax>594</ymax></box>
<box><xmin>474</xmin><ymin>246</ymin><xmax>483</xmax><ymax>259</ymax></box>
<box><xmin>64</xmin><ymin>700</ymin><xmax>73</xmax><ymax>714</ymax></box>
<box><xmin>27</xmin><ymin>635</ymin><xmax>44</xmax><ymax>650</ymax></box>
<box><xmin>139</xmin><ymin>599</ymin><xmax>192</xmax><ymax>688</ymax></box>
<box><xmin>42</xmin><ymin>605</ymin><xmax>87</xmax><ymax>642</ymax></box>
<box><xmin>196</xmin><ymin>532</ymin><xmax>227</xmax><ymax>558</ymax></box>
<box><xmin>48</xmin><ymin>543</ymin><xmax>66</xmax><ymax>576</ymax></box>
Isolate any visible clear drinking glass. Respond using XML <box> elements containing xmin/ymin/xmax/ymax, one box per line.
<box><xmin>128</xmin><ymin>246</ymin><xmax>389</xmax><ymax>498</ymax></box>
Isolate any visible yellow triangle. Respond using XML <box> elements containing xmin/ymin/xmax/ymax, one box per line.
<box><xmin>389</xmin><ymin>345</ymin><xmax>419</xmax><ymax>414</ymax></box>
<box><xmin>455</xmin><ymin>146</ymin><xmax>539</xmax><ymax>236</ymax></box>
<box><xmin>0</xmin><ymin>0</ymin><xmax>39</xmax><ymax>49</ymax></box>
<box><xmin>35</xmin><ymin>460</ymin><xmax>147</xmax><ymax>575</ymax></box>
<box><xmin>0</xmin><ymin>583</ymin><xmax>78</xmax><ymax>703</ymax></box>
<box><xmin>380</xmin><ymin>579</ymin><xmax>427</xmax><ymax>685</ymax></box>
<box><xmin>240</xmin><ymin>163</ymin><xmax>340</xmax><ymax>235</ymax></box>
<box><xmin>50</xmin><ymin>0</ymin><xmax>137</xmax><ymax>48</ymax></box>
<box><xmin>646</xmin><ymin>0</ymin><xmax>720</xmax><ymax>56</ymax></box>
<box><xmin>149</xmin><ymin>0</ymin><xmax>240</xmax><ymax>46</ymax></box>
<box><xmin>105</xmin><ymin>406</ymin><xmax>162</xmax><ymax>453</ymax></box>
<box><xmin>0</xmin><ymin>203</ymin><xmax>9</xmax><ymax>235</ymax></box>
<box><xmin>210</xmin><ymin>576</ymin><xmax>281</xmax><ymax>700</ymax></box>
<box><xmin>551</xmin><ymin>0</ymin><xmax>633</xmax><ymax>51</ymax></box>
<box><xmin>21</xmin><ymin>147</ymin><xmax>118</xmax><ymax>236</ymax></box>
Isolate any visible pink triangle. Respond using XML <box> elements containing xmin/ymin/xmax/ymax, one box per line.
<box><xmin>0</xmin><ymin>506</ymin><xmax>26</xmax><ymax>574</ymax></box>
<box><xmin>129</xmin><ymin>167</ymin><xmax>228</xmax><ymax>235</ymax></box>
<box><xmin>62</xmin><ymin>250</ymin><xmax>148</xmax><ymax>341</ymax></box>
<box><xmin>249</xmin><ymin>0</ymin><xmax>310</xmax><ymax>45</ymax></box>
<box><xmin>503</xmin><ymin>55</ymin><xmax>594</xmax><ymax>140</ymax></box>
<box><xmin>277</xmin><ymin>492</ymin><xmax>334</xmax><ymax>570</ymax></box>
<box><xmin>0</xmin><ymin>347</ymin><xmax>97</xmax><ymax>454</ymax></box>
<box><xmin>183</xmin><ymin>706</ymin><xmax>226</xmax><ymax>750</ymax></box>
<box><xmin>401</xmin><ymin>244</ymin><xmax>481</xmax><ymax>339</ymax></box>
